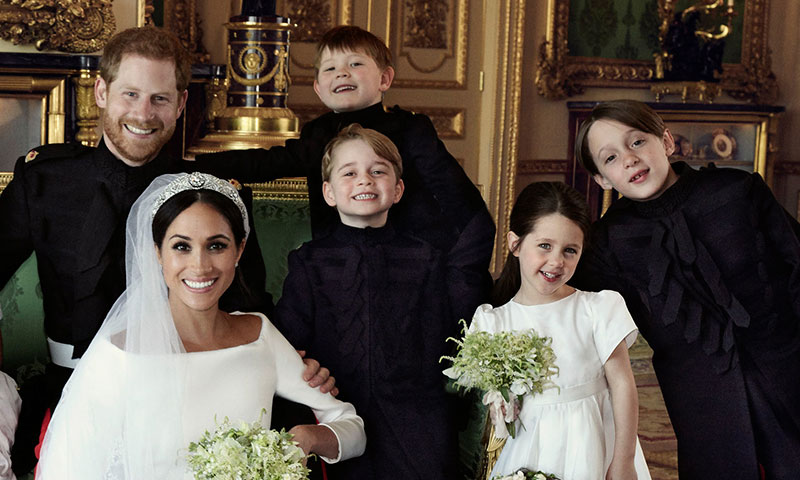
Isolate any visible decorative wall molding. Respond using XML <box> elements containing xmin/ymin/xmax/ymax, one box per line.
<box><xmin>393</xmin><ymin>0</ymin><xmax>468</xmax><ymax>88</ymax></box>
<box><xmin>406</xmin><ymin>106</ymin><xmax>464</xmax><ymax>138</ymax></box>
<box><xmin>280</xmin><ymin>0</ymin><xmax>354</xmax><ymax>75</ymax></box>
<box><xmin>774</xmin><ymin>162</ymin><xmax>800</xmax><ymax>175</ymax></box>
<box><xmin>517</xmin><ymin>159</ymin><xmax>569</xmax><ymax>175</ymax></box>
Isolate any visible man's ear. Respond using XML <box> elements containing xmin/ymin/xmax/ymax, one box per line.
<box><xmin>507</xmin><ymin>231</ymin><xmax>521</xmax><ymax>257</ymax></box>
<box><xmin>662</xmin><ymin>128</ymin><xmax>676</xmax><ymax>156</ymax></box>
<box><xmin>95</xmin><ymin>77</ymin><xmax>108</xmax><ymax>109</ymax></box>
<box><xmin>393</xmin><ymin>178</ymin><xmax>405</xmax><ymax>204</ymax></box>
<box><xmin>592</xmin><ymin>173</ymin><xmax>614</xmax><ymax>191</ymax></box>
<box><xmin>379</xmin><ymin>67</ymin><xmax>395</xmax><ymax>93</ymax></box>
<box><xmin>322</xmin><ymin>181</ymin><xmax>337</xmax><ymax>207</ymax></box>
<box><xmin>177</xmin><ymin>89</ymin><xmax>189</xmax><ymax>117</ymax></box>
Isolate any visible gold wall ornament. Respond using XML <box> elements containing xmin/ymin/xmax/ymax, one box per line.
<box><xmin>394</xmin><ymin>0</ymin><xmax>468</xmax><ymax>87</ymax></box>
<box><xmin>145</xmin><ymin>0</ymin><xmax>210</xmax><ymax>64</ymax></box>
<box><xmin>403</xmin><ymin>0</ymin><xmax>449</xmax><ymax>49</ymax></box>
<box><xmin>650</xmin><ymin>80</ymin><xmax>723</xmax><ymax>103</ymax></box>
<box><xmin>279</xmin><ymin>0</ymin><xmax>353</xmax><ymax>77</ymax></box>
<box><xmin>284</xmin><ymin>0</ymin><xmax>332</xmax><ymax>43</ymax></box>
<box><xmin>73</xmin><ymin>68</ymin><xmax>100</xmax><ymax>146</ymax></box>
<box><xmin>537</xmin><ymin>0</ymin><xmax>777</xmax><ymax>103</ymax></box>
<box><xmin>0</xmin><ymin>0</ymin><xmax>115</xmax><ymax>53</ymax></box>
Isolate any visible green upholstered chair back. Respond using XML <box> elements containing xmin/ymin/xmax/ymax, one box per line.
<box><xmin>0</xmin><ymin>197</ymin><xmax>312</xmax><ymax>379</ymax></box>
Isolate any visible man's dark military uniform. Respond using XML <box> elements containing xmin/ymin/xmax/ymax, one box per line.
<box><xmin>0</xmin><ymin>139</ymin><xmax>270</xmax><ymax>474</ymax></box>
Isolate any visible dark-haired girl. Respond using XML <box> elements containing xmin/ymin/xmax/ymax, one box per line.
<box><xmin>473</xmin><ymin>182</ymin><xmax>650</xmax><ymax>480</ymax></box>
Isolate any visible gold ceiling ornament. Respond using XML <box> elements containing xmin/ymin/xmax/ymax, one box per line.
<box><xmin>0</xmin><ymin>0</ymin><xmax>115</xmax><ymax>53</ymax></box>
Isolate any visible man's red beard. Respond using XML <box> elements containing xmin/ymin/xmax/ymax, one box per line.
<box><xmin>102</xmin><ymin>109</ymin><xmax>174</xmax><ymax>166</ymax></box>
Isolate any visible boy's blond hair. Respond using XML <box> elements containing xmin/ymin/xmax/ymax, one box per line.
<box><xmin>313</xmin><ymin>25</ymin><xmax>393</xmax><ymax>76</ymax></box>
<box><xmin>321</xmin><ymin>124</ymin><xmax>403</xmax><ymax>182</ymax></box>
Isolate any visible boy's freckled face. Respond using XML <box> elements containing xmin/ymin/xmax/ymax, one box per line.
<box><xmin>322</xmin><ymin>139</ymin><xmax>404</xmax><ymax>228</ymax></box>
<box><xmin>588</xmin><ymin>118</ymin><xmax>679</xmax><ymax>202</ymax></box>
<box><xmin>314</xmin><ymin>48</ymin><xmax>393</xmax><ymax>112</ymax></box>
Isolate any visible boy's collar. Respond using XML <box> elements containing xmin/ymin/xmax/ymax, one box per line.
<box><xmin>628</xmin><ymin>161</ymin><xmax>698</xmax><ymax>216</ymax></box>
<box><xmin>333</xmin><ymin>101</ymin><xmax>384</xmax><ymax>116</ymax></box>
<box><xmin>333</xmin><ymin>219</ymin><xmax>395</xmax><ymax>245</ymax></box>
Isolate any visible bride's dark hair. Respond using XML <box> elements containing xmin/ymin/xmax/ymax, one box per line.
<box><xmin>152</xmin><ymin>189</ymin><xmax>247</xmax><ymax>247</ymax></box>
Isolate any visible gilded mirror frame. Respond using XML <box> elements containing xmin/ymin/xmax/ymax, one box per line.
<box><xmin>535</xmin><ymin>0</ymin><xmax>777</xmax><ymax>103</ymax></box>
<box><xmin>0</xmin><ymin>77</ymin><xmax>66</xmax><ymax>192</ymax></box>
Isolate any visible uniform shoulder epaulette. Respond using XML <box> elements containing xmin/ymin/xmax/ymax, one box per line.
<box><xmin>23</xmin><ymin>143</ymin><xmax>92</xmax><ymax>165</ymax></box>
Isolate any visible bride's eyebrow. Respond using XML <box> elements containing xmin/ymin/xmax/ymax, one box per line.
<box><xmin>168</xmin><ymin>234</ymin><xmax>191</xmax><ymax>241</ymax></box>
<box><xmin>207</xmin><ymin>234</ymin><xmax>232</xmax><ymax>241</ymax></box>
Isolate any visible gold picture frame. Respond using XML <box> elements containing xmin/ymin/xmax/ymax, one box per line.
<box><xmin>536</xmin><ymin>0</ymin><xmax>777</xmax><ymax>103</ymax></box>
<box><xmin>0</xmin><ymin>76</ymin><xmax>67</xmax><ymax>192</ymax></box>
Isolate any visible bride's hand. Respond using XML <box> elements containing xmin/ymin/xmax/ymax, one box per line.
<box><xmin>288</xmin><ymin>424</ymin><xmax>339</xmax><ymax>460</ymax></box>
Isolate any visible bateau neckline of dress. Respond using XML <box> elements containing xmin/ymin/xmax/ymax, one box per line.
<box><xmin>104</xmin><ymin>312</ymin><xmax>267</xmax><ymax>356</ymax></box>
<box><xmin>182</xmin><ymin>311</ymin><xmax>267</xmax><ymax>355</ymax></box>
<box><xmin>509</xmin><ymin>289</ymin><xmax>579</xmax><ymax>308</ymax></box>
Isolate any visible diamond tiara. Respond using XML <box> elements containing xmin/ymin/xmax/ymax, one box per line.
<box><xmin>151</xmin><ymin>172</ymin><xmax>249</xmax><ymax>233</ymax></box>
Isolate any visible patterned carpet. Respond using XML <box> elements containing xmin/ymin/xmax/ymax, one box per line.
<box><xmin>630</xmin><ymin>337</ymin><xmax>678</xmax><ymax>480</ymax></box>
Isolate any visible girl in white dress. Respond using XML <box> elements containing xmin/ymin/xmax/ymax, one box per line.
<box><xmin>36</xmin><ymin>173</ymin><xmax>366</xmax><ymax>479</ymax></box>
<box><xmin>472</xmin><ymin>182</ymin><xmax>650</xmax><ymax>480</ymax></box>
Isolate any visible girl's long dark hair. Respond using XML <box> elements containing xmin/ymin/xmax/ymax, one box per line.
<box><xmin>491</xmin><ymin>182</ymin><xmax>591</xmax><ymax>306</ymax></box>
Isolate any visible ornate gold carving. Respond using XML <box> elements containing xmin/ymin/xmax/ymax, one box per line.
<box><xmin>0</xmin><ymin>172</ymin><xmax>12</xmax><ymax>193</ymax></box>
<box><xmin>651</xmin><ymin>80</ymin><xmax>722</xmax><ymax>103</ymax></box>
<box><xmin>283</xmin><ymin>0</ymin><xmax>353</xmax><ymax>77</ymax></box>
<box><xmin>205</xmin><ymin>75</ymin><xmax>228</xmax><ymax>131</ymax></box>
<box><xmin>249</xmin><ymin>178</ymin><xmax>309</xmax><ymax>201</ymax></box>
<box><xmin>536</xmin><ymin>0</ymin><xmax>777</xmax><ymax>103</ymax></box>
<box><xmin>406</xmin><ymin>106</ymin><xmax>464</xmax><ymax>139</ymax></box>
<box><xmin>286</xmin><ymin>0</ymin><xmax>333</xmax><ymax>43</ymax></box>
<box><xmin>394</xmin><ymin>0</ymin><xmax>468</xmax><ymax>88</ymax></box>
<box><xmin>0</xmin><ymin>0</ymin><xmax>115</xmax><ymax>53</ymax></box>
<box><xmin>146</xmin><ymin>0</ymin><xmax>210</xmax><ymax>64</ymax></box>
<box><xmin>403</xmin><ymin>0</ymin><xmax>449</xmax><ymax>49</ymax></box>
<box><xmin>229</xmin><ymin>44</ymin><xmax>291</xmax><ymax>89</ymax></box>
<box><xmin>73</xmin><ymin>69</ymin><xmax>100</xmax><ymax>146</ymax></box>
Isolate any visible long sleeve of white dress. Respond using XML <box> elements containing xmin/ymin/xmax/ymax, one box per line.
<box><xmin>263</xmin><ymin>315</ymin><xmax>366</xmax><ymax>462</ymax></box>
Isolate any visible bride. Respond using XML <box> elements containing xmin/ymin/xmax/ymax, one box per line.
<box><xmin>36</xmin><ymin>172</ymin><xmax>366</xmax><ymax>478</ymax></box>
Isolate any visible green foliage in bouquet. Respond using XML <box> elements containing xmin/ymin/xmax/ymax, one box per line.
<box><xmin>441</xmin><ymin>320</ymin><xmax>558</xmax><ymax>402</ymax></box>
<box><xmin>187</xmin><ymin>411</ymin><xmax>310</xmax><ymax>480</ymax></box>
<box><xmin>493</xmin><ymin>470</ymin><xmax>561</xmax><ymax>480</ymax></box>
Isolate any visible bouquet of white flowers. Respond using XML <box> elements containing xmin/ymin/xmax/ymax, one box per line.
<box><xmin>493</xmin><ymin>469</ymin><xmax>561</xmax><ymax>480</ymax></box>
<box><xmin>441</xmin><ymin>320</ymin><xmax>558</xmax><ymax>438</ymax></box>
<box><xmin>187</xmin><ymin>411</ymin><xmax>310</xmax><ymax>480</ymax></box>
